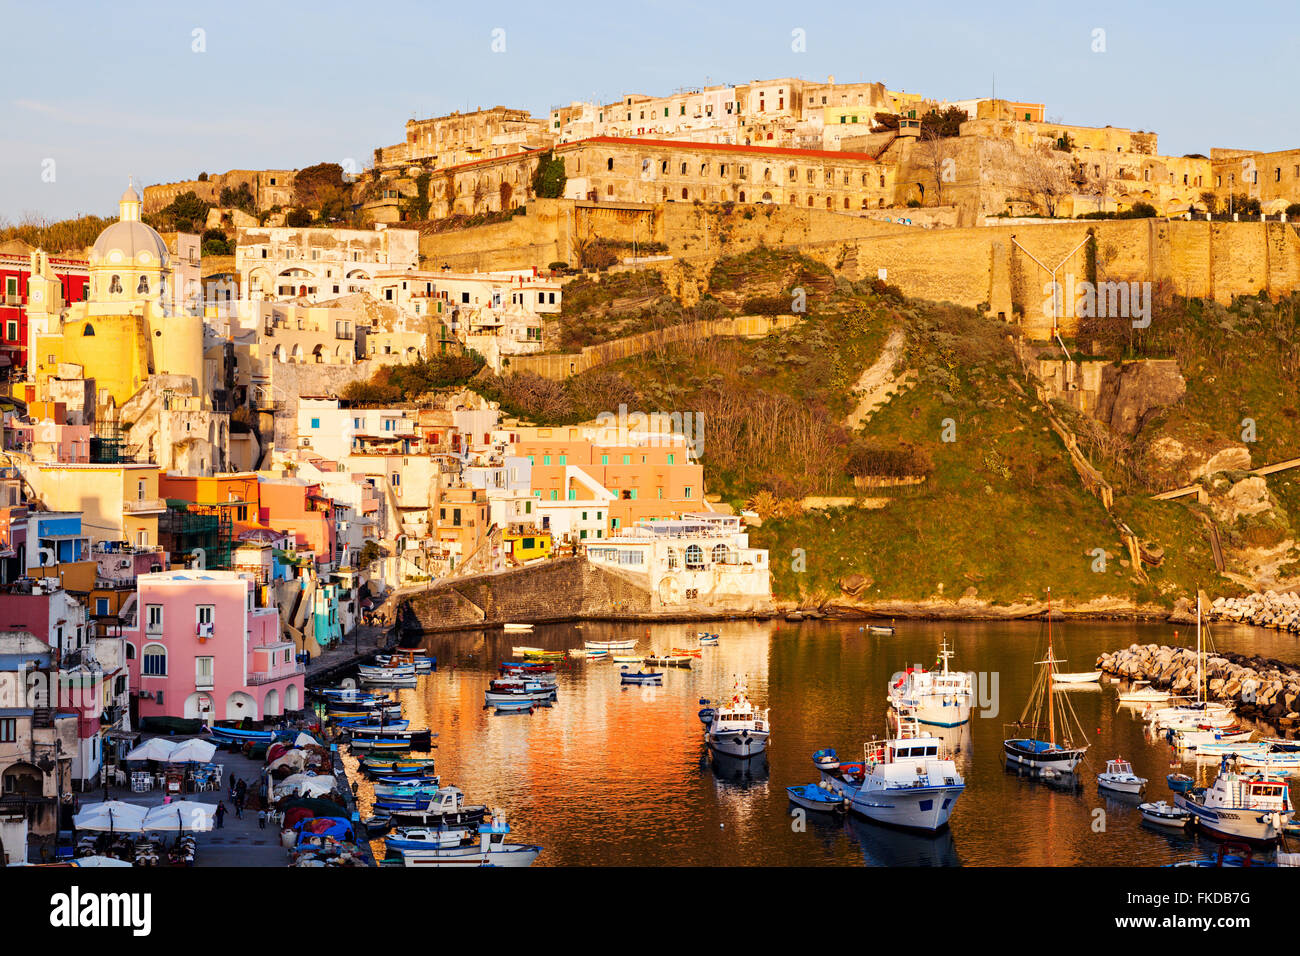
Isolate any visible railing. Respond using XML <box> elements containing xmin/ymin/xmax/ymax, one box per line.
<box><xmin>123</xmin><ymin>497</ymin><xmax>167</xmax><ymax>513</ymax></box>
<box><xmin>246</xmin><ymin>663</ymin><xmax>304</xmax><ymax>685</ymax></box>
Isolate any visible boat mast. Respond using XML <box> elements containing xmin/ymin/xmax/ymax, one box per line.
<box><xmin>1196</xmin><ymin>590</ymin><xmax>1204</xmax><ymax>705</ymax></box>
<box><xmin>1047</xmin><ymin>588</ymin><xmax>1056</xmax><ymax>746</ymax></box>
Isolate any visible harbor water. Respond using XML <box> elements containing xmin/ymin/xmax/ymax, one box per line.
<box><xmin>343</xmin><ymin>618</ymin><xmax>1300</xmax><ymax>866</ymax></box>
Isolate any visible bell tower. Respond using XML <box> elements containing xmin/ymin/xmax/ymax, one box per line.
<box><xmin>25</xmin><ymin>250</ymin><xmax>64</xmax><ymax>379</ymax></box>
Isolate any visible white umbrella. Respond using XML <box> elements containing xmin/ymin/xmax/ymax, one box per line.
<box><xmin>125</xmin><ymin>738</ymin><xmax>178</xmax><ymax>762</ymax></box>
<box><xmin>166</xmin><ymin>739</ymin><xmax>217</xmax><ymax>764</ymax></box>
<box><xmin>276</xmin><ymin>773</ymin><xmax>336</xmax><ymax>797</ymax></box>
<box><xmin>72</xmin><ymin>801</ymin><xmax>148</xmax><ymax>833</ymax></box>
<box><xmin>142</xmin><ymin>800</ymin><xmax>214</xmax><ymax>833</ymax></box>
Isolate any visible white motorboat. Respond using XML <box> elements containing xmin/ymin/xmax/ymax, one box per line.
<box><xmin>1139</xmin><ymin>800</ymin><xmax>1192</xmax><ymax>829</ymax></box>
<box><xmin>1097</xmin><ymin>757</ymin><xmax>1147</xmax><ymax>795</ymax></box>
<box><xmin>704</xmin><ymin>679</ymin><xmax>770</xmax><ymax>759</ymax></box>
<box><xmin>887</xmin><ymin>638</ymin><xmax>973</xmax><ymax>727</ymax></box>
<box><xmin>1170</xmin><ymin>727</ymin><xmax>1253</xmax><ymax>751</ymax></box>
<box><xmin>1052</xmin><ymin>670</ymin><xmax>1102</xmax><ymax>685</ymax></box>
<box><xmin>1235</xmin><ymin>751</ymin><xmax>1300</xmax><ymax>773</ymax></box>
<box><xmin>1192</xmin><ymin>739</ymin><xmax>1266</xmax><ymax>758</ymax></box>
<box><xmin>1147</xmin><ymin>593</ymin><xmax>1236</xmax><ymax>729</ymax></box>
<box><xmin>840</xmin><ymin>708</ymin><xmax>965</xmax><ymax>831</ymax></box>
<box><xmin>1003</xmin><ymin>591</ymin><xmax>1090</xmax><ymax>774</ymax></box>
<box><xmin>1175</xmin><ymin>763</ymin><xmax>1292</xmax><ymax>843</ymax></box>
<box><xmin>868</xmin><ymin>625</ymin><xmax>895</xmax><ymax>635</ymax></box>
<box><xmin>1116</xmin><ymin>681</ymin><xmax>1170</xmax><ymax>704</ymax></box>
<box><xmin>585</xmin><ymin>639</ymin><xmax>637</xmax><ymax>651</ymax></box>
<box><xmin>503</xmin><ymin>623</ymin><xmax>534</xmax><ymax>632</ymax></box>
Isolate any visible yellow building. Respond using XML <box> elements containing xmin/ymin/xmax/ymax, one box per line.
<box><xmin>25</xmin><ymin>462</ymin><xmax>166</xmax><ymax>549</ymax></box>
<box><xmin>29</xmin><ymin>183</ymin><xmax>207</xmax><ymax>411</ymax></box>
<box><xmin>502</xmin><ymin>527</ymin><xmax>552</xmax><ymax>565</ymax></box>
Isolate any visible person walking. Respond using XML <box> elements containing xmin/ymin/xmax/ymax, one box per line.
<box><xmin>234</xmin><ymin>798</ymin><xmax>243</xmax><ymax>820</ymax></box>
<box><xmin>215</xmin><ymin>801</ymin><xmax>227</xmax><ymax>829</ymax></box>
<box><xmin>257</xmin><ymin>808</ymin><xmax>267</xmax><ymax>830</ymax></box>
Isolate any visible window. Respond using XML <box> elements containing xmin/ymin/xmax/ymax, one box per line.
<box><xmin>142</xmin><ymin>644</ymin><xmax>167</xmax><ymax>676</ymax></box>
<box><xmin>600</xmin><ymin>454</ymin><xmax>608</xmax><ymax>465</ymax></box>
<box><xmin>0</xmin><ymin>719</ymin><xmax>14</xmax><ymax>743</ymax></box>
<box><xmin>146</xmin><ymin>604</ymin><xmax>163</xmax><ymax>632</ymax></box>
<box><xmin>684</xmin><ymin>486</ymin><xmax>692</xmax><ymax>498</ymax></box>
<box><xmin>622</xmin><ymin>455</ymin><xmax>631</xmax><ymax>465</ymax></box>
<box><xmin>196</xmin><ymin>605</ymin><xmax>214</xmax><ymax>625</ymax></box>
<box><xmin>95</xmin><ymin>597</ymin><xmax>110</xmax><ymax>616</ymax></box>
<box><xmin>196</xmin><ymin>656</ymin><xmax>214</xmax><ymax>688</ymax></box>
<box><xmin>666</xmin><ymin>453</ymin><xmax>675</xmax><ymax>465</ymax></box>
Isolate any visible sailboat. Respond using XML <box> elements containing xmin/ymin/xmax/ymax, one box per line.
<box><xmin>1003</xmin><ymin>589</ymin><xmax>1091</xmax><ymax>773</ymax></box>
<box><xmin>1147</xmin><ymin>591</ymin><xmax>1236</xmax><ymax>731</ymax></box>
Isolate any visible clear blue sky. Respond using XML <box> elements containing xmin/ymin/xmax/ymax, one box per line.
<box><xmin>3</xmin><ymin>0</ymin><xmax>1297</xmax><ymax>221</ymax></box>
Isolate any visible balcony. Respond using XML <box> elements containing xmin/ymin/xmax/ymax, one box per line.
<box><xmin>246</xmin><ymin>663</ymin><xmax>304</xmax><ymax>685</ymax></box>
<box><xmin>123</xmin><ymin>497</ymin><xmax>167</xmax><ymax>515</ymax></box>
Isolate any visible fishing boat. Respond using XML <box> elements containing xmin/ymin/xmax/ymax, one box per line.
<box><xmin>1003</xmin><ymin>591</ymin><xmax>1090</xmax><ymax>774</ymax></box>
<box><xmin>374</xmin><ymin>774</ymin><xmax>440</xmax><ymax>790</ymax></box>
<box><xmin>503</xmin><ymin>623</ymin><xmax>535</xmax><ymax>632</ymax></box>
<box><xmin>358</xmin><ymin>663</ymin><xmax>416</xmax><ymax>679</ymax></box>
<box><xmin>374</xmin><ymin>651</ymin><xmax>436</xmax><ymax>673</ymax></box>
<box><xmin>315</xmin><ymin>687</ymin><xmax>392</xmax><ymax>704</ymax></box>
<box><xmin>812</xmin><ymin>748</ymin><xmax>840</xmax><ymax>771</ymax></box>
<box><xmin>328</xmin><ymin>704</ymin><xmax>404</xmax><ymax>723</ymax></box>
<box><xmin>1193</xmin><ymin>740</ymin><xmax>1266</xmax><ymax>758</ymax></box>
<box><xmin>887</xmin><ymin>638</ymin><xmax>973</xmax><ymax>727</ymax></box>
<box><xmin>484</xmin><ymin>677</ymin><xmax>555</xmax><ymax>706</ymax></box>
<box><xmin>787</xmin><ymin>783</ymin><xmax>847</xmax><ymax>813</ymax></box>
<box><xmin>387</xmin><ymin>817</ymin><xmax>540</xmax><ymax>867</ymax></box>
<box><xmin>1175</xmin><ymin>760</ymin><xmax>1293</xmax><ymax>843</ymax></box>
<box><xmin>697</xmin><ymin>632</ymin><xmax>719</xmax><ymax>645</ymax></box>
<box><xmin>333</xmin><ymin>717</ymin><xmax>410</xmax><ymax>732</ymax></box>
<box><xmin>867</xmin><ymin>624</ymin><xmax>895</xmax><ymax>636</ymax></box>
<box><xmin>697</xmin><ymin>699</ymin><xmax>716</xmax><ymax>726</ymax></box>
<box><xmin>670</xmin><ymin>648</ymin><xmax>703</xmax><ymax>658</ymax></box>
<box><xmin>1235</xmin><ymin>751</ymin><xmax>1300</xmax><ymax>773</ymax></box>
<box><xmin>361</xmin><ymin>756</ymin><xmax>437</xmax><ymax>777</ymax></box>
<box><xmin>374</xmin><ymin>779</ymin><xmax>443</xmax><ymax>799</ymax></box>
<box><xmin>521</xmin><ymin>650</ymin><xmax>563</xmax><ymax>662</ymax></box>
<box><xmin>511</xmin><ymin>646</ymin><xmax>543</xmax><ymax>657</ymax></box>
<box><xmin>1260</xmin><ymin>738</ymin><xmax>1300</xmax><ymax>753</ymax></box>
<box><xmin>832</xmin><ymin>707</ymin><xmax>965</xmax><ymax>831</ymax></box>
<box><xmin>1139</xmin><ymin>800</ymin><xmax>1192</xmax><ymax>829</ymax></box>
<box><xmin>643</xmin><ymin>654</ymin><xmax>692</xmax><ymax>669</ymax></box>
<box><xmin>208</xmin><ymin>724</ymin><xmax>278</xmax><ymax>746</ymax></box>
<box><xmin>704</xmin><ymin>679</ymin><xmax>770</xmax><ymax>759</ymax></box>
<box><xmin>499</xmin><ymin>660</ymin><xmax>554</xmax><ymax>675</ymax></box>
<box><xmin>385</xmin><ymin>788</ymin><xmax>490</xmax><ymax>828</ymax></box>
<box><xmin>347</xmin><ymin>726</ymin><xmax>435</xmax><ymax>751</ymax></box>
<box><xmin>1167</xmin><ymin>772</ymin><xmax>1195</xmax><ymax>793</ymax></box>
<box><xmin>1097</xmin><ymin>757</ymin><xmax>1147</xmax><ymax>795</ymax></box>
<box><xmin>611</xmin><ymin>654</ymin><xmax>643</xmax><ymax>664</ymax></box>
<box><xmin>1170</xmin><ymin>726</ymin><xmax>1254</xmax><ymax>751</ymax></box>
<box><xmin>585</xmin><ymin>639</ymin><xmax>637</xmax><ymax>651</ymax></box>
<box><xmin>620</xmin><ymin>668</ymin><xmax>663</xmax><ymax>685</ymax></box>
<box><xmin>362</xmin><ymin>814</ymin><xmax>392</xmax><ymax>836</ymax></box>
<box><xmin>1147</xmin><ymin>593</ymin><xmax>1236</xmax><ymax>730</ymax></box>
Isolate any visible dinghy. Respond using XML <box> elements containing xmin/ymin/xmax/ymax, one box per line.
<box><xmin>787</xmin><ymin>783</ymin><xmax>847</xmax><ymax>813</ymax></box>
<box><xmin>1052</xmin><ymin>670</ymin><xmax>1102</xmax><ymax>684</ymax></box>
<box><xmin>619</xmin><ymin>668</ymin><xmax>663</xmax><ymax>685</ymax></box>
<box><xmin>361</xmin><ymin>756</ymin><xmax>437</xmax><ymax>777</ymax></box>
<box><xmin>585</xmin><ymin>639</ymin><xmax>637</xmax><ymax>651</ymax></box>
<box><xmin>1167</xmin><ymin>772</ymin><xmax>1195</xmax><ymax>793</ymax></box>
<box><xmin>1139</xmin><ymin>800</ymin><xmax>1192</xmax><ymax>829</ymax></box>
<box><xmin>511</xmin><ymin>646</ymin><xmax>544</xmax><ymax>657</ymax></box>
<box><xmin>812</xmin><ymin>748</ymin><xmax>840</xmax><ymax>771</ymax></box>
<box><xmin>867</xmin><ymin>625</ymin><xmax>895</xmax><ymax>636</ymax></box>
<box><xmin>208</xmin><ymin>725</ymin><xmax>278</xmax><ymax>746</ymax></box>
<box><xmin>503</xmin><ymin>623</ymin><xmax>534</xmax><ymax>632</ymax></box>
<box><xmin>1097</xmin><ymin>757</ymin><xmax>1147</xmax><ymax>795</ymax></box>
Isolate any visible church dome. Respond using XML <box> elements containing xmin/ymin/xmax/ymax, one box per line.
<box><xmin>91</xmin><ymin>220</ymin><xmax>169</xmax><ymax>265</ymax></box>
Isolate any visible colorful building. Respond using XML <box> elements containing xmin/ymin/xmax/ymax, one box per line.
<box><xmin>0</xmin><ymin>250</ymin><xmax>88</xmax><ymax>372</ymax></box>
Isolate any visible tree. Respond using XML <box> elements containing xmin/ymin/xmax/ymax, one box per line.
<box><xmin>150</xmin><ymin>190</ymin><xmax>210</xmax><ymax>232</ymax></box>
<box><xmin>918</xmin><ymin>105</ymin><xmax>968</xmax><ymax>138</ymax></box>
<box><xmin>285</xmin><ymin>208</ymin><xmax>313</xmax><ymax>227</ymax></box>
<box><xmin>530</xmin><ymin>150</ymin><xmax>567</xmax><ymax>199</ymax></box>
<box><xmin>913</xmin><ymin>129</ymin><xmax>958</xmax><ymax>207</ymax></box>
<box><xmin>219</xmin><ymin>181</ymin><xmax>256</xmax><ymax>214</ymax></box>
<box><xmin>1019</xmin><ymin>145</ymin><xmax>1074</xmax><ymax>218</ymax></box>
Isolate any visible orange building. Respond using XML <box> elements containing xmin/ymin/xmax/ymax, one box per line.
<box><xmin>434</xmin><ymin>485</ymin><xmax>490</xmax><ymax>569</ymax></box>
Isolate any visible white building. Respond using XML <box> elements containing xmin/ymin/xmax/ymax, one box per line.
<box><xmin>296</xmin><ymin>399</ymin><xmax>419</xmax><ymax>461</ymax></box>
<box><xmin>236</xmin><ymin>225</ymin><xmax>419</xmax><ymax>304</ymax></box>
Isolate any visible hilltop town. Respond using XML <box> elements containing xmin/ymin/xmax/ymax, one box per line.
<box><xmin>2</xmin><ymin>73</ymin><xmax>1300</xmax><ymax>856</ymax></box>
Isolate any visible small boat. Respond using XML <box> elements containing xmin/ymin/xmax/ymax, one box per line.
<box><xmin>697</xmin><ymin>704</ymin><xmax>716</xmax><ymax>726</ymax></box>
<box><xmin>697</xmin><ymin>633</ymin><xmax>719</xmax><ymax>645</ymax></box>
<box><xmin>374</xmin><ymin>651</ymin><xmax>436</xmax><ymax>673</ymax></box>
<box><xmin>315</xmin><ymin>687</ymin><xmax>392</xmax><ymax>703</ymax></box>
<box><xmin>388</xmin><ymin>817</ymin><xmax>540</xmax><ymax>867</ymax></box>
<box><xmin>1176</xmin><ymin>762</ymin><xmax>1293</xmax><ymax>843</ymax></box>
<box><xmin>1260</xmin><ymin>737</ymin><xmax>1300</xmax><ymax>753</ymax></box>
<box><xmin>484</xmin><ymin>678</ymin><xmax>555</xmax><ymax>706</ymax></box>
<box><xmin>208</xmin><ymin>724</ymin><xmax>278</xmax><ymax>746</ymax></box>
<box><xmin>511</xmin><ymin>646</ymin><xmax>543</xmax><ymax>657</ymax></box>
<box><xmin>611</xmin><ymin>654</ymin><xmax>643</xmax><ymax>664</ymax></box>
<box><xmin>1193</xmin><ymin>740</ymin><xmax>1266</xmax><ymax>758</ymax></box>
<box><xmin>521</xmin><ymin>650</ymin><xmax>563</xmax><ymax>662</ymax></box>
<box><xmin>347</xmin><ymin>727</ymin><xmax>435</xmax><ymax>751</ymax></box>
<box><xmin>1167</xmin><ymin>772</ymin><xmax>1195</xmax><ymax>793</ymax></box>
<box><xmin>1116</xmin><ymin>682</ymin><xmax>1171</xmax><ymax>704</ymax></box>
<box><xmin>493</xmin><ymin>700</ymin><xmax>535</xmax><ymax>714</ymax></box>
<box><xmin>643</xmin><ymin>654</ymin><xmax>692</xmax><ymax>669</ymax></box>
<box><xmin>670</xmin><ymin>648</ymin><xmax>703</xmax><ymax>659</ymax></box>
<box><xmin>1052</xmin><ymin>671</ymin><xmax>1102</xmax><ymax>684</ymax></box>
<box><xmin>374</xmin><ymin>779</ymin><xmax>443</xmax><ymax>799</ymax></box>
<box><xmin>620</xmin><ymin>668</ymin><xmax>663</xmax><ymax>685</ymax></box>
<box><xmin>1139</xmin><ymin>801</ymin><xmax>1192</xmax><ymax>829</ymax></box>
<box><xmin>787</xmin><ymin>783</ymin><xmax>847</xmax><ymax>813</ymax></box>
<box><xmin>1097</xmin><ymin>757</ymin><xmax>1147</xmax><ymax>795</ymax></box>
<box><xmin>328</xmin><ymin>704</ymin><xmax>404</xmax><ymax>722</ymax></box>
<box><xmin>361</xmin><ymin>756</ymin><xmax>437</xmax><ymax>777</ymax></box>
<box><xmin>503</xmin><ymin>623</ymin><xmax>535</xmax><ymax>632</ymax></box>
<box><xmin>385</xmin><ymin>788</ymin><xmax>489</xmax><ymax>828</ymax></box>
<box><xmin>362</xmin><ymin>814</ymin><xmax>392</xmax><ymax>836</ymax></box>
<box><xmin>1170</xmin><ymin>727</ymin><xmax>1253</xmax><ymax>750</ymax></box>
<box><xmin>585</xmin><ymin>639</ymin><xmax>637</xmax><ymax>651</ymax></box>
<box><xmin>499</xmin><ymin>661</ymin><xmax>554</xmax><ymax>674</ymax></box>
<box><xmin>867</xmin><ymin>624</ymin><xmax>895</xmax><ymax>636</ymax></box>
<box><xmin>704</xmin><ymin>679</ymin><xmax>770</xmax><ymax>759</ymax></box>
<box><xmin>812</xmin><ymin>748</ymin><xmax>840</xmax><ymax>771</ymax></box>
<box><xmin>333</xmin><ymin>718</ymin><xmax>410</xmax><ymax>732</ymax></box>
<box><xmin>358</xmin><ymin>663</ymin><xmax>416</xmax><ymax>679</ymax></box>
<box><xmin>1235</xmin><ymin>751</ymin><xmax>1300</xmax><ymax>773</ymax></box>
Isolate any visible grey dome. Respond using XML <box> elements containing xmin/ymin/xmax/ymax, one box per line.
<box><xmin>91</xmin><ymin>220</ymin><xmax>169</xmax><ymax>264</ymax></box>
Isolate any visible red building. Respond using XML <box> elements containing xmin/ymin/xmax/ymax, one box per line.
<box><xmin>0</xmin><ymin>252</ymin><xmax>90</xmax><ymax>373</ymax></box>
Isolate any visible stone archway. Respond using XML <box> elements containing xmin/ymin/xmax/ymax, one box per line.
<box><xmin>263</xmin><ymin>687</ymin><xmax>282</xmax><ymax>717</ymax></box>
<box><xmin>225</xmin><ymin>691</ymin><xmax>257</xmax><ymax>721</ymax></box>
<box><xmin>285</xmin><ymin>683</ymin><xmax>301</xmax><ymax>712</ymax></box>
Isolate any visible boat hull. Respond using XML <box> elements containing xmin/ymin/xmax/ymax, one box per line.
<box><xmin>1098</xmin><ymin>776</ymin><xmax>1146</xmax><ymax>795</ymax></box>
<box><xmin>1174</xmin><ymin>795</ymin><xmax>1289</xmax><ymax>844</ymax></box>
<box><xmin>706</xmin><ymin>728</ymin><xmax>770</xmax><ymax>759</ymax></box>
<box><xmin>786</xmin><ymin>785</ymin><xmax>845</xmax><ymax>813</ymax></box>
<box><xmin>848</xmin><ymin>783</ymin><xmax>964</xmax><ymax>832</ymax></box>
<box><xmin>1003</xmin><ymin>739</ymin><xmax>1086</xmax><ymax>773</ymax></box>
<box><xmin>394</xmin><ymin>844</ymin><xmax>540</xmax><ymax>867</ymax></box>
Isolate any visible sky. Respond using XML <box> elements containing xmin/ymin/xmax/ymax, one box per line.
<box><xmin>3</xmin><ymin>0</ymin><xmax>1297</xmax><ymax>221</ymax></box>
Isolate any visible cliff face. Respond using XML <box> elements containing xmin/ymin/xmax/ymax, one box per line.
<box><xmin>1094</xmin><ymin>360</ymin><xmax>1186</xmax><ymax>438</ymax></box>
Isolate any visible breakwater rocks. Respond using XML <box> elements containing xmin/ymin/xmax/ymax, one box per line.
<box><xmin>1210</xmin><ymin>591</ymin><xmax>1300</xmax><ymax>633</ymax></box>
<box><xmin>1096</xmin><ymin>643</ymin><xmax>1300</xmax><ymax>723</ymax></box>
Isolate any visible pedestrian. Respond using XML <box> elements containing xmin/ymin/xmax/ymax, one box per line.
<box><xmin>215</xmin><ymin>801</ymin><xmax>227</xmax><ymax>829</ymax></box>
<box><xmin>234</xmin><ymin>799</ymin><xmax>243</xmax><ymax>820</ymax></box>
<box><xmin>257</xmin><ymin>809</ymin><xmax>267</xmax><ymax>830</ymax></box>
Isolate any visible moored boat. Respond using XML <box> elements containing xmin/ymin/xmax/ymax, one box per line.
<box><xmin>1175</xmin><ymin>761</ymin><xmax>1292</xmax><ymax>844</ymax></box>
<box><xmin>387</xmin><ymin>817</ymin><xmax>540</xmax><ymax>867</ymax></box>
<box><xmin>1139</xmin><ymin>800</ymin><xmax>1192</xmax><ymax>829</ymax></box>
<box><xmin>1052</xmin><ymin>670</ymin><xmax>1103</xmax><ymax>685</ymax></box>
<box><xmin>1167</xmin><ymin>772</ymin><xmax>1195</xmax><ymax>793</ymax></box>
<box><xmin>812</xmin><ymin>748</ymin><xmax>840</xmax><ymax>771</ymax></box>
<box><xmin>503</xmin><ymin>623</ymin><xmax>534</xmax><ymax>632</ymax></box>
<box><xmin>619</xmin><ymin>668</ymin><xmax>663</xmax><ymax>685</ymax></box>
<box><xmin>208</xmin><ymin>724</ymin><xmax>278</xmax><ymax>746</ymax></box>
<box><xmin>868</xmin><ymin>624</ymin><xmax>895</xmax><ymax>635</ymax></box>
<box><xmin>887</xmin><ymin>638</ymin><xmax>972</xmax><ymax>727</ymax></box>
<box><xmin>704</xmin><ymin>679</ymin><xmax>770</xmax><ymax>759</ymax></box>
<box><xmin>787</xmin><ymin>783</ymin><xmax>847</xmax><ymax>813</ymax></box>
<box><xmin>1097</xmin><ymin>757</ymin><xmax>1147</xmax><ymax>795</ymax></box>
<box><xmin>361</xmin><ymin>756</ymin><xmax>437</xmax><ymax>777</ymax></box>
<box><xmin>585</xmin><ymin>639</ymin><xmax>637</xmax><ymax>651</ymax></box>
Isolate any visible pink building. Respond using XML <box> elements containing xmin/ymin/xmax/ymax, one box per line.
<box><xmin>123</xmin><ymin>570</ymin><xmax>303</xmax><ymax>724</ymax></box>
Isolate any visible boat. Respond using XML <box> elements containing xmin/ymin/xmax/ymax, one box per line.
<box><xmin>1097</xmin><ymin>757</ymin><xmax>1147</xmax><ymax>795</ymax></box>
<box><xmin>812</xmin><ymin>748</ymin><xmax>840</xmax><ymax>771</ymax></box>
<box><xmin>1139</xmin><ymin>800</ymin><xmax>1192</xmax><ymax>829</ymax></box>
<box><xmin>611</xmin><ymin>654</ymin><xmax>643</xmax><ymax>664</ymax></box>
<box><xmin>374</xmin><ymin>775</ymin><xmax>440</xmax><ymax>790</ymax></box>
<box><xmin>361</xmin><ymin>814</ymin><xmax>392</xmax><ymax>836</ymax></box>
<box><xmin>499</xmin><ymin>661</ymin><xmax>554</xmax><ymax>675</ymax></box>
<box><xmin>585</xmin><ymin>639</ymin><xmax>637</xmax><ymax>651</ymax></box>
<box><xmin>1003</xmin><ymin>590</ymin><xmax>1090</xmax><ymax>774</ymax></box>
<box><xmin>333</xmin><ymin>718</ymin><xmax>410</xmax><ymax>732</ymax></box>
<box><xmin>697</xmin><ymin>699</ymin><xmax>716</xmax><ymax>726</ymax></box>
<box><xmin>787</xmin><ymin>783</ymin><xmax>847</xmax><ymax>813</ymax></box>
<box><xmin>1116</xmin><ymin>682</ymin><xmax>1171</xmax><ymax>704</ymax></box>
<box><xmin>1167</xmin><ymin>772</ymin><xmax>1195</xmax><ymax>793</ymax></box>
<box><xmin>521</xmin><ymin>650</ymin><xmax>563</xmax><ymax>662</ymax></box>
<box><xmin>1175</xmin><ymin>759</ymin><xmax>1293</xmax><ymax>843</ymax></box>
<box><xmin>1052</xmin><ymin>670</ymin><xmax>1103</xmax><ymax>685</ymax></box>
<box><xmin>887</xmin><ymin>638</ymin><xmax>973</xmax><ymax>727</ymax></box>
<box><xmin>511</xmin><ymin>646</ymin><xmax>543</xmax><ymax>657</ymax></box>
<box><xmin>374</xmin><ymin>651</ymin><xmax>436</xmax><ymax>673</ymax></box>
<box><xmin>346</xmin><ymin>726</ymin><xmax>435</xmax><ymax>751</ymax></box>
<box><xmin>1260</xmin><ymin>737</ymin><xmax>1300</xmax><ymax>753</ymax></box>
<box><xmin>503</xmin><ymin>623</ymin><xmax>535</xmax><ymax>632</ymax></box>
<box><xmin>484</xmin><ymin>677</ymin><xmax>555</xmax><ymax>706</ymax></box>
<box><xmin>493</xmin><ymin>700</ymin><xmax>536</xmax><ymax>713</ymax></box>
<box><xmin>387</xmin><ymin>817</ymin><xmax>540</xmax><ymax>867</ymax></box>
<box><xmin>358</xmin><ymin>663</ymin><xmax>416</xmax><ymax>679</ymax></box>
<box><xmin>620</xmin><ymin>668</ymin><xmax>663</xmax><ymax>685</ymax></box>
<box><xmin>704</xmin><ymin>679</ymin><xmax>770</xmax><ymax>759</ymax></box>
<box><xmin>1193</xmin><ymin>740</ymin><xmax>1267</xmax><ymax>758</ymax></box>
<box><xmin>1147</xmin><ymin>592</ymin><xmax>1236</xmax><ymax>730</ymax></box>
<box><xmin>670</xmin><ymin>648</ymin><xmax>703</xmax><ymax>658</ymax></box>
<box><xmin>207</xmin><ymin>724</ymin><xmax>278</xmax><ymax>746</ymax></box>
<box><xmin>697</xmin><ymin>633</ymin><xmax>719</xmax><ymax>645</ymax></box>
<box><xmin>833</xmin><ymin>707</ymin><xmax>965</xmax><ymax>831</ymax></box>
<box><xmin>867</xmin><ymin>625</ymin><xmax>895</xmax><ymax>636</ymax></box>
<box><xmin>1235</xmin><ymin>751</ymin><xmax>1300</xmax><ymax>773</ymax></box>
<box><xmin>328</xmin><ymin>704</ymin><xmax>404</xmax><ymax>723</ymax></box>
<box><xmin>643</xmin><ymin>654</ymin><xmax>692</xmax><ymax>669</ymax></box>
<box><xmin>1170</xmin><ymin>727</ymin><xmax>1254</xmax><ymax>751</ymax></box>
<box><xmin>315</xmin><ymin>687</ymin><xmax>392</xmax><ymax>703</ymax></box>
<box><xmin>374</xmin><ymin>779</ymin><xmax>443</xmax><ymax>799</ymax></box>
<box><xmin>385</xmin><ymin>788</ymin><xmax>490</xmax><ymax>828</ymax></box>
<box><xmin>360</xmin><ymin>756</ymin><xmax>437</xmax><ymax>777</ymax></box>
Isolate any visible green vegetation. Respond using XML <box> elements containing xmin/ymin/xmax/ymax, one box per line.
<box><xmin>294</xmin><ymin>162</ymin><xmax>349</xmax><ymax>222</ymax></box>
<box><xmin>146</xmin><ymin>190</ymin><xmax>209</xmax><ymax>233</ymax></box>
<box><xmin>530</xmin><ymin>150</ymin><xmax>567</xmax><ymax>199</ymax></box>
<box><xmin>218</xmin><ymin>182</ymin><xmax>255</xmax><ymax>214</ymax></box>
<box><xmin>201</xmin><ymin>228</ymin><xmax>232</xmax><ymax>256</ymax></box>
<box><xmin>0</xmin><ymin>214</ymin><xmax>115</xmax><ymax>253</ymax></box>
<box><xmin>340</xmin><ymin>352</ymin><xmax>485</xmax><ymax>404</ymax></box>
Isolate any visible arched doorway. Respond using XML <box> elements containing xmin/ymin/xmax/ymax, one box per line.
<box><xmin>263</xmin><ymin>688</ymin><xmax>282</xmax><ymax>717</ymax></box>
<box><xmin>184</xmin><ymin>692</ymin><xmax>214</xmax><ymax>721</ymax></box>
<box><xmin>285</xmin><ymin>684</ymin><xmax>301</xmax><ymax>712</ymax></box>
<box><xmin>225</xmin><ymin>691</ymin><xmax>257</xmax><ymax>721</ymax></box>
<box><xmin>2</xmin><ymin>762</ymin><xmax>44</xmax><ymax>796</ymax></box>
